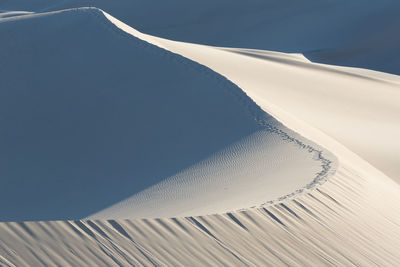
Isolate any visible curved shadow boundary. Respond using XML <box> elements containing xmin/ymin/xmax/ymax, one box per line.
<box><xmin>91</xmin><ymin>8</ymin><xmax>337</xmax><ymax>212</ymax></box>
<box><xmin>0</xmin><ymin>8</ymin><xmax>337</xmax><ymax>221</ymax></box>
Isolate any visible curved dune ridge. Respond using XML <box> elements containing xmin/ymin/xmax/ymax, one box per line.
<box><xmin>4</xmin><ymin>0</ymin><xmax>400</xmax><ymax>74</ymax></box>
<box><xmin>0</xmin><ymin>8</ymin><xmax>335</xmax><ymax>221</ymax></box>
<box><xmin>1</xmin><ymin>0</ymin><xmax>400</xmax><ymax>266</ymax></box>
<box><xmin>104</xmin><ymin>11</ymin><xmax>400</xmax><ymax>183</ymax></box>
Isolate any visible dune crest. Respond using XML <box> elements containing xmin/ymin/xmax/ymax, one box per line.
<box><xmin>1</xmin><ymin>1</ymin><xmax>400</xmax><ymax>266</ymax></box>
<box><xmin>0</xmin><ymin>8</ymin><xmax>335</xmax><ymax>221</ymax></box>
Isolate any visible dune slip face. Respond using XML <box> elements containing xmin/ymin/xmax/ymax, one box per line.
<box><xmin>1</xmin><ymin>162</ymin><xmax>400</xmax><ymax>266</ymax></box>
<box><xmin>4</xmin><ymin>0</ymin><xmax>400</xmax><ymax>74</ymax></box>
<box><xmin>0</xmin><ymin>8</ymin><xmax>335</xmax><ymax>222</ymax></box>
<box><xmin>1</xmin><ymin>0</ymin><xmax>400</xmax><ymax>266</ymax></box>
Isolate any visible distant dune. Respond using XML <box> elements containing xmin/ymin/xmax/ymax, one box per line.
<box><xmin>4</xmin><ymin>0</ymin><xmax>399</xmax><ymax>74</ymax></box>
<box><xmin>1</xmin><ymin>1</ymin><xmax>400</xmax><ymax>266</ymax></box>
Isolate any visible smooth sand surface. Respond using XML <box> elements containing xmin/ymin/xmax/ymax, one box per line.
<box><xmin>0</xmin><ymin>1</ymin><xmax>400</xmax><ymax>266</ymax></box>
<box><xmin>0</xmin><ymin>9</ymin><xmax>334</xmax><ymax>221</ymax></box>
<box><xmin>4</xmin><ymin>0</ymin><xmax>399</xmax><ymax>74</ymax></box>
<box><xmin>105</xmin><ymin>11</ymin><xmax>400</xmax><ymax>183</ymax></box>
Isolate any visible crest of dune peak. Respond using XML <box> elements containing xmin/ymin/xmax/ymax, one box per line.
<box><xmin>0</xmin><ymin>1</ymin><xmax>400</xmax><ymax>266</ymax></box>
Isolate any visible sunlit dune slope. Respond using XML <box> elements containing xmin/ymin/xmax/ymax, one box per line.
<box><xmin>0</xmin><ymin>8</ymin><xmax>334</xmax><ymax>221</ymax></box>
<box><xmin>3</xmin><ymin>0</ymin><xmax>400</xmax><ymax>74</ymax></box>
<box><xmin>1</xmin><ymin>2</ymin><xmax>400</xmax><ymax>266</ymax></box>
<box><xmin>104</xmin><ymin>12</ymin><xmax>400</xmax><ymax>183</ymax></box>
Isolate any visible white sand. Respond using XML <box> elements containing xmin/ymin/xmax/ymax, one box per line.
<box><xmin>0</xmin><ymin>1</ymin><xmax>400</xmax><ymax>266</ymax></box>
<box><xmin>0</xmin><ymin>8</ymin><xmax>334</xmax><ymax>221</ymax></box>
<box><xmin>1</xmin><ymin>162</ymin><xmax>400</xmax><ymax>266</ymax></box>
<box><xmin>110</xmin><ymin>23</ymin><xmax>400</xmax><ymax>183</ymax></box>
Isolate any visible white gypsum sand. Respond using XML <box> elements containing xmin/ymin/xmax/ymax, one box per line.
<box><xmin>111</xmin><ymin>22</ymin><xmax>400</xmax><ymax>182</ymax></box>
<box><xmin>0</xmin><ymin>8</ymin><xmax>334</xmax><ymax>221</ymax></box>
<box><xmin>10</xmin><ymin>0</ymin><xmax>400</xmax><ymax>75</ymax></box>
<box><xmin>0</xmin><ymin>2</ymin><xmax>400</xmax><ymax>266</ymax></box>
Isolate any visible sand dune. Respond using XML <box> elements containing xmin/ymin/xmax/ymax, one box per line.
<box><xmin>104</xmin><ymin>11</ymin><xmax>400</xmax><ymax>183</ymax></box>
<box><xmin>1</xmin><ymin>1</ymin><xmax>400</xmax><ymax>266</ymax></box>
<box><xmin>1</xmin><ymin>162</ymin><xmax>400</xmax><ymax>266</ymax></box>
<box><xmin>0</xmin><ymin>8</ymin><xmax>335</xmax><ymax>221</ymax></box>
<box><xmin>4</xmin><ymin>0</ymin><xmax>400</xmax><ymax>74</ymax></box>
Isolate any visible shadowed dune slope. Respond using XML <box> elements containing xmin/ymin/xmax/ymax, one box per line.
<box><xmin>1</xmin><ymin>162</ymin><xmax>400</xmax><ymax>266</ymax></box>
<box><xmin>131</xmin><ymin>34</ymin><xmax>400</xmax><ymax>182</ymax></box>
<box><xmin>0</xmin><ymin>2</ymin><xmax>400</xmax><ymax>266</ymax></box>
<box><xmin>0</xmin><ymin>8</ymin><xmax>334</xmax><ymax>221</ymax></box>
<box><xmin>2</xmin><ymin>0</ymin><xmax>400</xmax><ymax>74</ymax></box>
